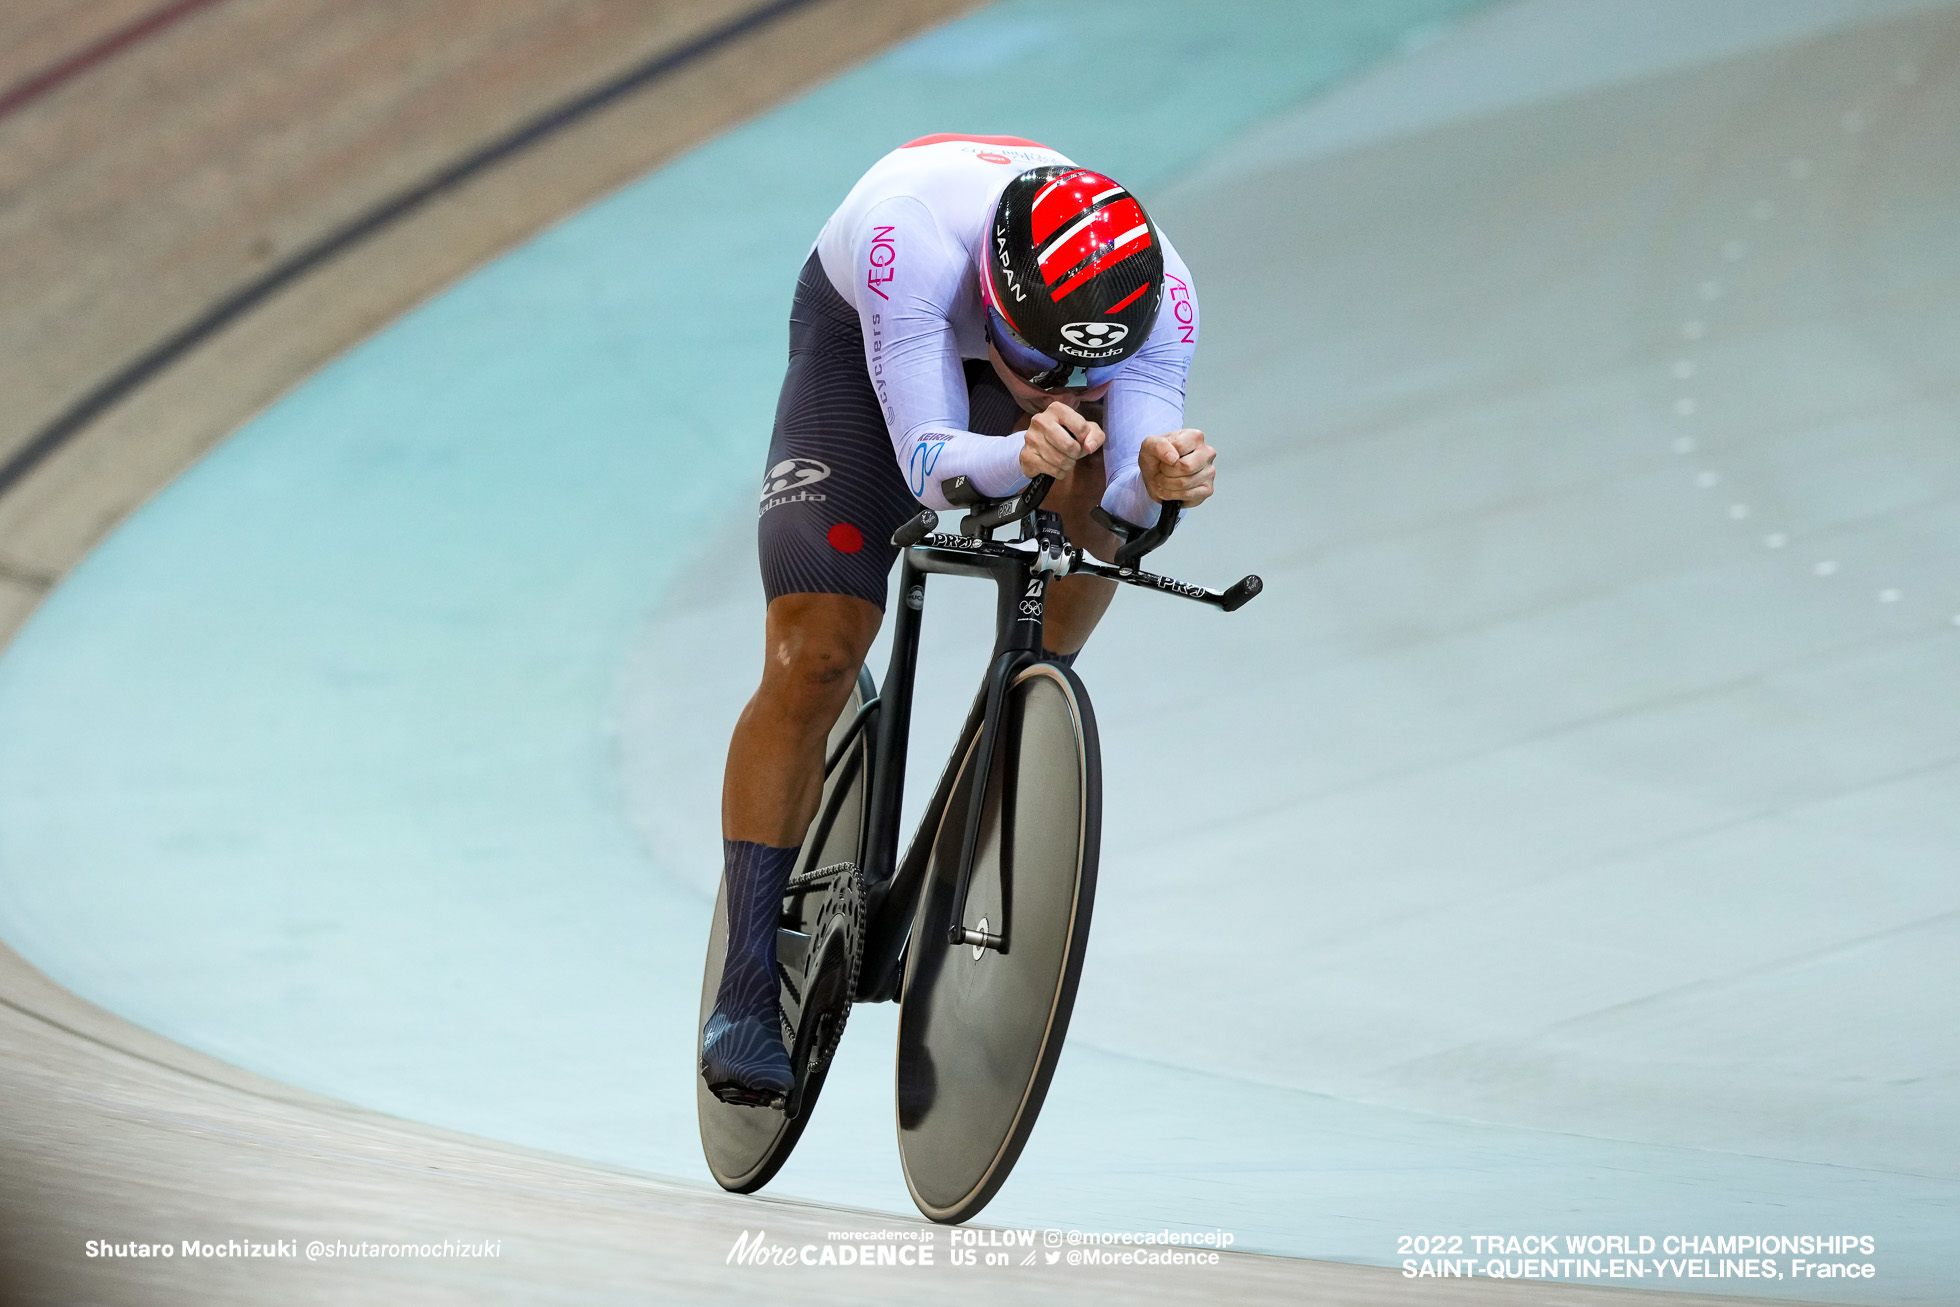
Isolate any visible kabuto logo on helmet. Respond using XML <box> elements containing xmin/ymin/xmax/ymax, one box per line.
<box><xmin>985</xmin><ymin>165</ymin><xmax>1164</xmax><ymax>375</ymax></box>
<box><xmin>1060</xmin><ymin>322</ymin><xmax>1128</xmax><ymax>351</ymax></box>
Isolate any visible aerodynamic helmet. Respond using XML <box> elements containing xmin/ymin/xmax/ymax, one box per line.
<box><xmin>981</xmin><ymin>165</ymin><xmax>1163</xmax><ymax>390</ymax></box>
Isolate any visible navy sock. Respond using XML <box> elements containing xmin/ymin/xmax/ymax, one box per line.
<box><xmin>1043</xmin><ymin>649</ymin><xmax>1079</xmax><ymax>669</ymax></box>
<box><xmin>714</xmin><ymin>839</ymin><xmax>799</xmax><ymax>1023</ymax></box>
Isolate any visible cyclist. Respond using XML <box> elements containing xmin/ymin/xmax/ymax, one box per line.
<box><xmin>703</xmin><ymin>134</ymin><xmax>1216</xmax><ymax>1104</ymax></box>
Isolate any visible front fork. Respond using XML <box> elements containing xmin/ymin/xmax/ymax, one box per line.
<box><xmin>948</xmin><ymin>511</ymin><xmax>1068</xmax><ymax>953</ymax></box>
<box><xmin>944</xmin><ymin>645</ymin><xmax>1028</xmax><ymax>954</ymax></box>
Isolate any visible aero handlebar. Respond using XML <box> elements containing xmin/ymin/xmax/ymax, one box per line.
<box><xmin>889</xmin><ymin>476</ymin><xmax>1262</xmax><ymax>613</ymax></box>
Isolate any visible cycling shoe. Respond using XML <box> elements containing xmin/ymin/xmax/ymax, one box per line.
<box><xmin>701</xmin><ymin>1009</ymin><xmax>794</xmax><ymax>1108</ymax></box>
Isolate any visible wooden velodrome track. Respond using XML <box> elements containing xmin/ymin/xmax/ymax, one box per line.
<box><xmin>0</xmin><ymin>4</ymin><xmax>1821</xmax><ymax>1304</ymax></box>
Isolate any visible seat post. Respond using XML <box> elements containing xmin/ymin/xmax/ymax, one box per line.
<box><xmin>863</xmin><ymin>555</ymin><xmax>925</xmax><ymax>885</ymax></box>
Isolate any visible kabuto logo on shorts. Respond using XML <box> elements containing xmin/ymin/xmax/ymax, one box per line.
<box><xmin>1060</xmin><ymin>321</ymin><xmax>1128</xmax><ymax>351</ymax></box>
<box><xmin>759</xmin><ymin>458</ymin><xmax>831</xmax><ymax>515</ymax></box>
<box><xmin>761</xmin><ymin>458</ymin><xmax>830</xmax><ymax>499</ymax></box>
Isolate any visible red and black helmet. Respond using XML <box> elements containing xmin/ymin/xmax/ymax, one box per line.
<box><xmin>982</xmin><ymin>166</ymin><xmax>1163</xmax><ymax>389</ymax></box>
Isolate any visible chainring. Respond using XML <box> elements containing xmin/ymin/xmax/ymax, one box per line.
<box><xmin>780</xmin><ymin>861</ymin><xmax>865</xmax><ymax>1086</ymax></box>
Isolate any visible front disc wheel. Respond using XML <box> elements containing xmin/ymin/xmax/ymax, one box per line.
<box><xmin>895</xmin><ymin>662</ymin><xmax>1101</xmax><ymax>1223</ymax></box>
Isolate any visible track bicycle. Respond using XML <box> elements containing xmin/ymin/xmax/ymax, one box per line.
<box><xmin>697</xmin><ymin>472</ymin><xmax>1259</xmax><ymax>1223</ymax></box>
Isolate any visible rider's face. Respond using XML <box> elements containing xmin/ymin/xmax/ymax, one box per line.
<box><xmin>988</xmin><ymin>344</ymin><xmax>1113</xmax><ymax>414</ymax></box>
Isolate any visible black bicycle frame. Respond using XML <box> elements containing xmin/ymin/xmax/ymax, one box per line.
<box><xmin>836</xmin><ymin>485</ymin><xmax>1261</xmax><ymax>1003</ymax></box>
<box><xmin>852</xmin><ymin>536</ymin><xmax>1048</xmax><ymax>1001</ymax></box>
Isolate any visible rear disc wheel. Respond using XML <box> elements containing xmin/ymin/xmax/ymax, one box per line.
<box><xmin>698</xmin><ymin>669</ymin><xmax>873</xmax><ymax>1192</ymax></box>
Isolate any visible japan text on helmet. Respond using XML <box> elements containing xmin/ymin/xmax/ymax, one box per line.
<box><xmin>982</xmin><ymin>165</ymin><xmax>1164</xmax><ymax>390</ymax></box>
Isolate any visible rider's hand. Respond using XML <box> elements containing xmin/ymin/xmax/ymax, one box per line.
<box><xmin>1140</xmin><ymin>429</ymin><xmax>1216</xmax><ymax>505</ymax></box>
<box><xmin>1019</xmin><ymin>402</ymin><xmax>1105</xmax><ymax>480</ymax></box>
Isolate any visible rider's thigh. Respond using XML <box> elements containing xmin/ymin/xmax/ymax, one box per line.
<box><xmin>758</xmin><ymin>254</ymin><xmax>924</xmax><ymax>611</ymax></box>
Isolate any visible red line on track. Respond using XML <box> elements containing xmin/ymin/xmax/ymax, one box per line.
<box><xmin>0</xmin><ymin>0</ymin><xmax>231</xmax><ymax>122</ymax></box>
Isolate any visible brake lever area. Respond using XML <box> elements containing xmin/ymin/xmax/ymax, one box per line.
<box><xmin>1092</xmin><ymin>499</ymin><xmax>1181</xmax><ymax>569</ymax></box>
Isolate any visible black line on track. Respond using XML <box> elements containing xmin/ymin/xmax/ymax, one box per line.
<box><xmin>0</xmin><ymin>0</ymin><xmax>232</xmax><ymax>122</ymax></box>
<box><xmin>0</xmin><ymin>0</ymin><xmax>828</xmax><ymax>501</ymax></box>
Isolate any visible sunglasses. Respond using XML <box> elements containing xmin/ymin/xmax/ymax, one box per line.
<box><xmin>985</xmin><ymin>306</ymin><xmax>1126</xmax><ymax>393</ymax></box>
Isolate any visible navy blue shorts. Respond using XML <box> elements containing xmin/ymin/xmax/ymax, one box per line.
<box><xmin>758</xmin><ymin>252</ymin><xmax>1021</xmax><ymax>610</ymax></box>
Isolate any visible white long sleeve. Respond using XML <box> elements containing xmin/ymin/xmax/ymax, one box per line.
<box><xmin>851</xmin><ymin>196</ymin><xmax>1027</xmax><ymax>508</ymax></box>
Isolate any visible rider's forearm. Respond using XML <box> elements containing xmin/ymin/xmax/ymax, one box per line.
<box><xmin>1098</xmin><ymin>462</ymin><xmax>1158</xmax><ymax>526</ymax></box>
<box><xmin>893</xmin><ymin>424</ymin><xmax>1028</xmax><ymax>508</ymax></box>
<box><xmin>1101</xmin><ymin>337</ymin><xmax>1191</xmax><ymax>523</ymax></box>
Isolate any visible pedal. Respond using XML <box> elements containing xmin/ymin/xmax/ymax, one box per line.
<box><xmin>709</xmin><ymin>1082</ymin><xmax>787</xmax><ymax>1110</ymax></box>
